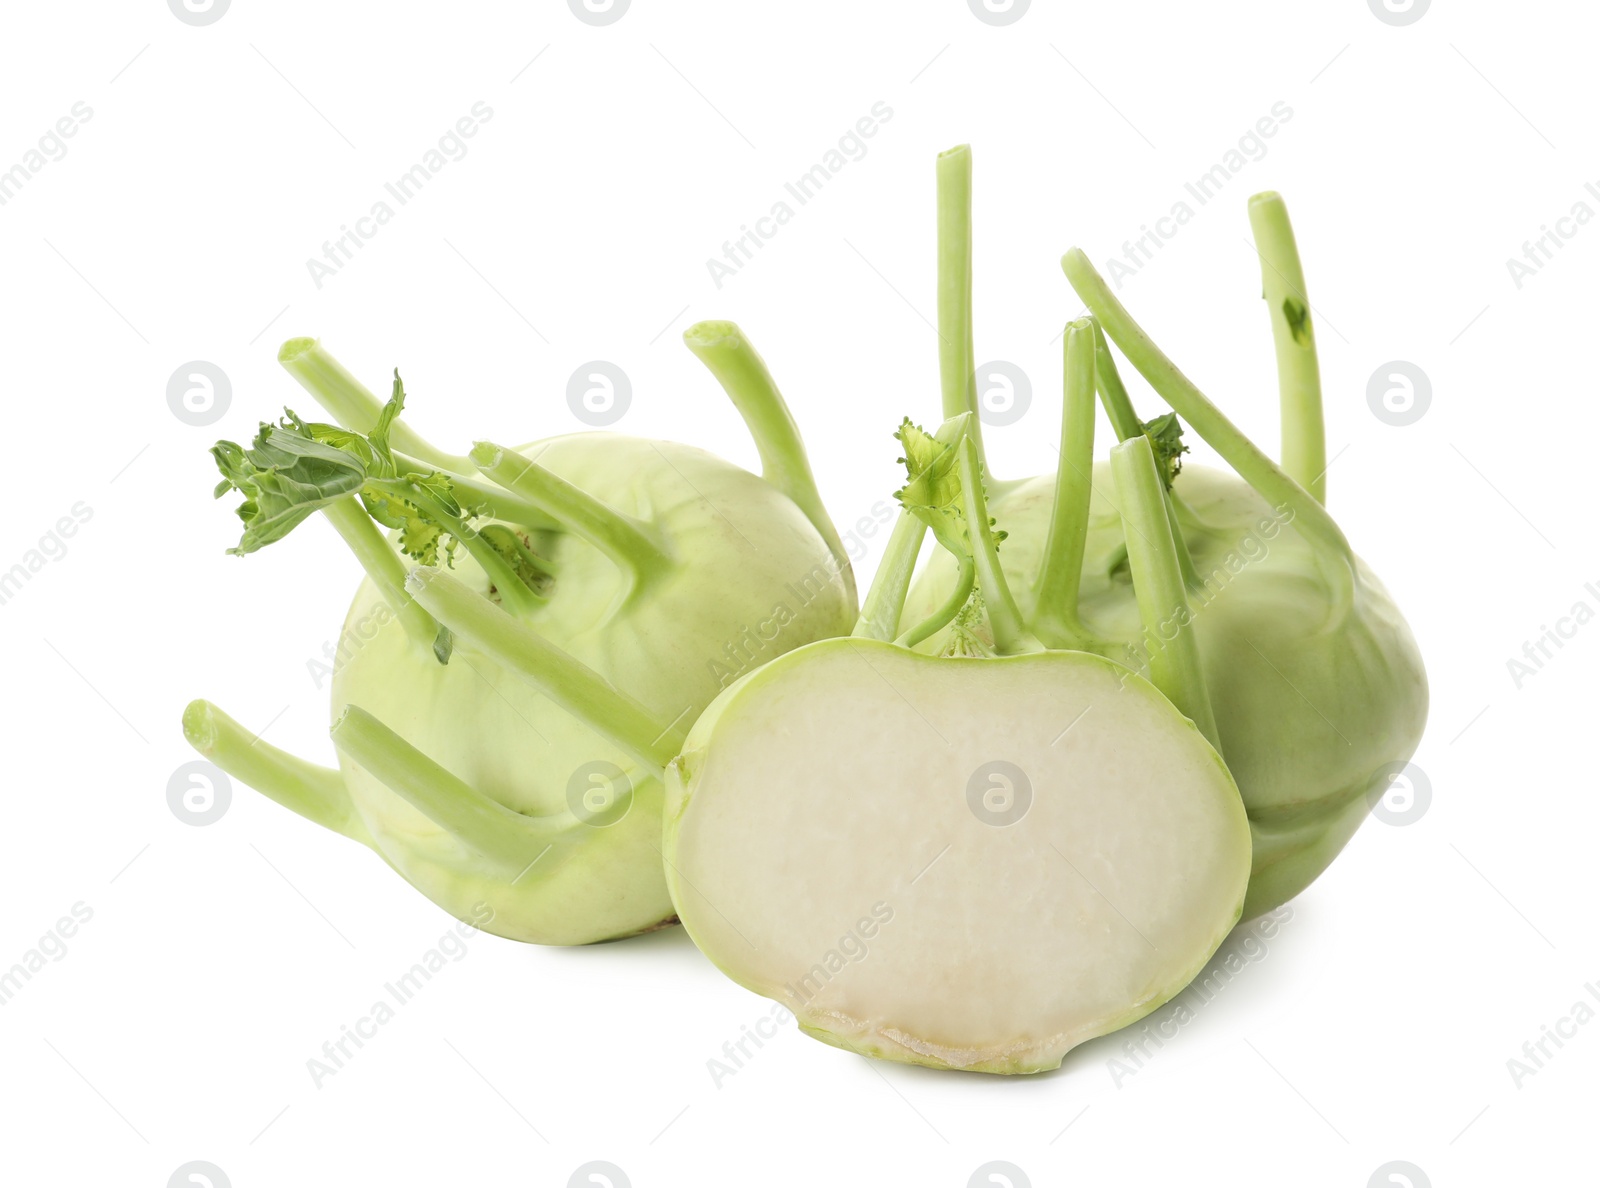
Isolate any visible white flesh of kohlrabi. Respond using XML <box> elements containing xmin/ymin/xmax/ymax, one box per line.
<box><xmin>664</xmin><ymin>641</ymin><xmax>1251</xmax><ymax>1073</ymax></box>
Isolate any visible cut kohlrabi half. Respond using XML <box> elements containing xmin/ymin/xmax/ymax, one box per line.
<box><xmin>663</xmin><ymin>414</ymin><xmax>1252</xmax><ymax>1073</ymax></box>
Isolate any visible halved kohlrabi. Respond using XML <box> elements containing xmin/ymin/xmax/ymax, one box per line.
<box><xmin>663</xmin><ymin>412</ymin><xmax>1252</xmax><ymax>1073</ymax></box>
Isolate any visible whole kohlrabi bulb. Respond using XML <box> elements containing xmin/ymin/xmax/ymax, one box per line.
<box><xmin>185</xmin><ymin>323</ymin><xmax>856</xmax><ymax>944</ymax></box>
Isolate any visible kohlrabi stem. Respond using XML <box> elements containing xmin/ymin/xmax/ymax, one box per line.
<box><xmin>410</xmin><ymin>466</ymin><xmax>559</xmax><ymax>536</ymax></box>
<box><xmin>321</xmin><ymin>496</ymin><xmax>438</xmax><ymax>647</ymax></box>
<box><xmin>391</xmin><ymin>482</ymin><xmax>543</xmax><ymax>617</ymax></box>
<box><xmin>898</xmin><ymin>555</ymin><xmax>974</xmax><ymax>649</ymax></box>
<box><xmin>330</xmin><ymin>704</ymin><xmax>575</xmax><ymax>868</ymax></box>
<box><xmin>182</xmin><ymin>699</ymin><xmax>372</xmax><ymax>845</ymax></box>
<box><xmin>1061</xmin><ymin>249</ymin><xmax>1354</xmax><ymax>616</ymax></box>
<box><xmin>937</xmin><ymin>145</ymin><xmax>985</xmax><ymax>470</ymax></box>
<box><xmin>853</xmin><ymin>509</ymin><xmax>927</xmax><ymax>643</ymax></box>
<box><xmin>404</xmin><ymin>567</ymin><xmax>681</xmax><ymax>772</ymax></box>
<box><xmin>1247</xmin><ymin>192</ymin><xmax>1326</xmax><ymax>504</ymax></box>
<box><xmin>1033</xmin><ymin>320</ymin><xmax>1101</xmax><ymax>651</ymax></box>
<box><xmin>278</xmin><ymin>338</ymin><xmax>476</xmax><ymax>474</ymax></box>
<box><xmin>1090</xmin><ymin>319</ymin><xmax>1201</xmax><ymax>590</ymax></box>
<box><xmin>681</xmin><ymin>321</ymin><xmax>855</xmax><ymax>598</ymax></box>
<box><xmin>1109</xmin><ymin>437</ymin><xmax>1220</xmax><ymax>751</ymax></box>
<box><xmin>952</xmin><ymin>427</ymin><xmax>1027</xmax><ymax>653</ymax></box>
<box><xmin>1091</xmin><ymin>319</ymin><xmax>1144</xmax><ymax>441</ymax></box>
<box><xmin>471</xmin><ymin>442</ymin><xmax>672</xmax><ymax>579</ymax></box>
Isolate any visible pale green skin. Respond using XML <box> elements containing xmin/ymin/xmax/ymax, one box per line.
<box><xmin>334</xmin><ymin>432</ymin><xmax>856</xmax><ymax>945</ymax></box>
<box><xmin>906</xmin><ymin>463</ymin><xmax>1429</xmax><ymax>917</ymax></box>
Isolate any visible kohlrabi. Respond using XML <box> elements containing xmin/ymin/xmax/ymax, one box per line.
<box><xmin>905</xmin><ymin>146</ymin><xmax>1428</xmax><ymax>916</ymax></box>
<box><xmin>662</xmin><ymin>412</ymin><xmax>1252</xmax><ymax>1073</ymax></box>
<box><xmin>184</xmin><ymin>323</ymin><xmax>856</xmax><ymax>944</ymax></box>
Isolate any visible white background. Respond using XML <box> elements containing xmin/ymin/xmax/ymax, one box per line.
<box><xmin>1</xmin><ymin>0</ymin><xmax>1593</xmax><ymax>1184</ymax></box>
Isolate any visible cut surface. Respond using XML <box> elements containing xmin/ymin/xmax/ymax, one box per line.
<box><xmin>664</xmin><ymin>639</ymin><xmax>1251</xmax><ymax>1073</ymax></box>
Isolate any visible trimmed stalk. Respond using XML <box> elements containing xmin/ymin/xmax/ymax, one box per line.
<box><xmin>853</xmin><ymin>510</ymin><xmax>927</xmax><ymax>642</ymax></box>
<box><xmin>331</xmin><ymin>705</ymin><xmax>575</xmax><ymax>868</ymax></box>
<box><xmin>1091</xmin><ymin>319</ymin><xmax>1144</xmax><ymax>441</ymax></box>
<box><xmin>899</xmin><ymin>556</ymin><xmax>974</xmax><ymax>649</ymax></box>
<box><xmin>411</xmin><ymin>466</ymin><xmax>559</xmax><ymax>536</ymax></box>
<box><xmin>320</xmin><ymin>496</ymin><xmax>438</xmax><ymax>647</ymax></box>
<box><xmin>182</xmin><ymin>699</ymin><xmax>372</xmax><ymax>845</ymax></box>
<box><xmin>404</xmin><ymin>567</ymin><xmax>681</xmax><ymax>772</ymax></box>
<box><xmin>278</xmin><ymin>337</ymin><xmax>475</xmax><ymax>474</ymax></box>
<box><xmin>1109</xmin><ymin>436</ymin><xmax>1220</xmax><ymax>750</ymax></box>
<box><xmin>276</xmin><ymin>337</ymin><xmax>556</xmax><ymax>532</ymax></box>
<box><xmin>1032</xmin><ymin>319</ymin><xmax>1102</xmax><ymax>651</ymax></box>
<box><xmin>392</xmin><ymin>482</ymin><xmax>544</xmax><ymax>618</ymax></box>
<box><xmin>1090</xmin><ymin>319</ymin><xmax>1201</xmax><ymax>590</ymax></box>
<box><xmin>952</xmin><ymin>430</ymin><xmax>1027</xmax><ymax>653</ymax></box>
<box><xmin>1061</xmin><ymin>248</ymin><xmax>1354</xmax><ymax>618</ymax></box>
<box><xmin>1248</xmin><ymin>192</ymin><xmax>1326</xmax><ymax>503</ymax></box>
<box><xmin>682</xmin><ymin>321</ymin><xmax>854</xmax><ymax>595</ymax></box>
<box><xmin>937</xmin><ymin>145</ymin><xmax>984</xmax><ymax>467</ymax></box>
<box><xmin>856</xmin><ymin>415</ymin><xmax>971</xmax><ymax>644</ymax></box>
<box><xmin>472</xmin><ymin>442</ymin><xmax>671</xmax><ymax>578</ymax></box>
